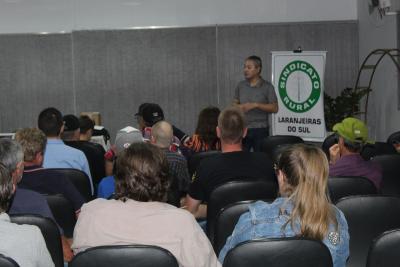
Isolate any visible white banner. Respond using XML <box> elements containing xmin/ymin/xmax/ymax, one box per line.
<box><xmin>271</xmin><ymin>51</ymin><xmax>327</xmax><ymax>142</ymax></box>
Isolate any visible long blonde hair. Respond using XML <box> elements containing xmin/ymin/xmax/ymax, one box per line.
<box><xmin>277</xmin><ymin>143</ymin><xmax>337</xmax><ymax>240</ymax></box>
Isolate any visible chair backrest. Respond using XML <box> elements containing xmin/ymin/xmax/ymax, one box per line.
<box><xmin>371</xmin><ymin>154</ymin><xmax>400</xmax><ymax>195</ymax></box>
<box><xmin>47</xmin><ymin>168</ymin><xmax>92</xmax><ymax>201</ymax></box>
<box><xmin>361</xmin><ymin>142</ymin><xmax>397</xmax><ymax>160</ymax></box>
<box><xmin>222</xmin><ymin>238</ymin><xmax>333</xmax><ymax>267</ymax></box>
<box><xmin>260</xmin><ymin>135</ymin><xmax>304</xmax><ymax>160</ymax></box>
<box><xmin>0</xmin><ymin>254</ymin><xmax>19</xmax><ymax>267</ymax></box>
<box><xmin>214</xmin><ymin>200</ymin><xmax>256</xmax><ymax>254</ymax></box>
<box><xmin>367</xmin><ymin>229</ymin><xmax>400</xmax><ymax>267</ymax></box>
<box><xmin>321</xmin><ymin>133</ymin><xmax>338</xmax><ymax>161</ymax></box>
<box><xmin>69</xmin><ymin>245</ymin><xmax>179</xmax><ymax>267</ymax></box>
<box><xmin>187</xmin><ymin>150</ymin><xmax>221</xmax><ymax>177</ymax></box>
<box><xmin>207</xmin><ymin>179</ymin><xmax>278</xmax><ymax>244</ymax></box>
<box><xmin>387</xmin><ymin>131</ymin><xmax>400</xmax><ymax>145</ymax></box>
<box><xmin>336</xmin><ymin>195</ymin><xmax>400</xmax><ymax>267</ymax></box>
<box><xmin>45</xmin><ymin>194</ymin><xmax>77</xmax><ymax>238</ymax></box>
<box><xmin>65</xmin><ymin>141</ymin><xmax>106</xmax><ymax>186</ymax></box>
<box><xmin>10</xmin><ymin>214</ymin><xmax>63</xmax><ymax>267</ymax></box>
<box><xmin>328</xmin><ymin>176</ymin><xmax>378</xmax><ymax>204</ymax></box>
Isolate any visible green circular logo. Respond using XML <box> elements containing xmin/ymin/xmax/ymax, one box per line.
<box><xmin>278</xmin><ymin>60</ymin><xmax>321</xmax><ymax>113</ymax></box>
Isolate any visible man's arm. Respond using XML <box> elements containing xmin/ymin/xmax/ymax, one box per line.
<box><xmin>184</xmin><ymin>195</ymin><xmax>207</xmax><ymax>219</ymax></box>
<box><xmin>238</xmin><ymin>102</ymin><xmax>278</xmax><ymax>113</ymax></box>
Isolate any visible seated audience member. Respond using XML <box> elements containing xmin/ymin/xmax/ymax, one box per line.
<box><xmin>184</xmin><ymin>106</ymin><xmax>221</xmax><ymax>154</ymax></box>
<box><xmin>219</xmin><ymin>144</ymin><xmax>350</xmax><ymax>267</ymax></box>
<box><xmin>72</xmin><ymin>142</ymin><xmax>221</xmax><ymax>267</ymax></box>
<box><xmin>185</xmin><ymin>107</ymin><xmax>275</xmax><ymax>219</ymax></box>
<box><xmin>329</xmin><ymin>117</ymin><xmax>382</xmax><ymax>189</ymax></box>
<box><xmin>0</xmin><ymin>163</ymin><xmax>54</xmax><ymax>267</ymax></box>
<box><xmin>61</xmin><ymin>114</ymin><xmax>81</xmax><ymax>141</ymax></box>
<box><xmin>79</xmin><ymin>115</ymin><xmax>95</xmax><ymax>141</ymax></box>
<box><xmin>15</xmin><ymin>128</ymin><xmax>85</xmax><ymax>216</ymax></box>
<box><xmin>135</xmin><ymin>103</ymin><xmax>188</xmax><ymax>145</ymax></box>
<box><xmin>38</xmin><ymin>107</ymin><xmax>94</xmax><ymax>195</ymax></box>
<box><xmin>151</xmin><ymin>121</ymin><xmax>190</xmax><ymax>206</ymax></box>
<box><xmin>97</xmin><ymin>126</ymin><xmax>143</xmax><ymax>199</ymax></box>
<box><xmin>0</xmin><ymin>139</ymin><xmax>72</xmax><ymax>262</ymax></box>
<box><xmin>62</xmin><ymin>115</ymin><xmax>106</xmax><ymax>186</ymax></box>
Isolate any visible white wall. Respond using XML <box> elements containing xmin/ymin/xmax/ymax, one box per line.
<box><xmin>358</xmin><ymin>0</ymin><xmax>399</xmax><ymax>141</ymax></box>
<box><xmin>0</xmin><ymin>0</ymin><xmax>357</xmax><ymax>34</ymax></box>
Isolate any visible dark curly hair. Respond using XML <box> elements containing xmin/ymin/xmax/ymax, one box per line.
<box><xmin>114</xmin><ymin>142</ymin><xmax>170</xmax><ymax>202</ymax></box>
<box><xmin>195</xmin><ymin>106</ymin><xmax>221</xmax><ymax>148</ymax></box>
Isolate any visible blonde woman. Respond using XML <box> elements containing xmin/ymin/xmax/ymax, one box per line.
<box><xmin>219</xmin><ymin>144</ymin><xmax>349</xmax><ymax>267</ymax></box>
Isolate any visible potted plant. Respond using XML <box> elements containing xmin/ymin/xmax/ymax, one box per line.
<box><xmin>324</xmin><ymin>87</ymin><xmax>371</xmax><ymax>130</ymax></box>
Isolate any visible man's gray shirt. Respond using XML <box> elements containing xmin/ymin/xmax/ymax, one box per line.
<box><xmin>234</xmin><ymin>78</ymin><xmax>277</xmax><ymax>128</ymax></box>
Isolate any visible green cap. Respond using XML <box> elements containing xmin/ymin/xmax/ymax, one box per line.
<box><xmin>333</xmin><ymin>117</ymin><xmax>370</xmax><ymax>143</ymax></box>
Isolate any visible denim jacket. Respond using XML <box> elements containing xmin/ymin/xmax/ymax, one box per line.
<box><xmin>218</xmin><ymin>198</ymin><xmax>349</xmax><ymax>267</ymax></box>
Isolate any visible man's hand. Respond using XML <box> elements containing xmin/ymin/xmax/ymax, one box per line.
<box><xmin>238</xmin><ymin>103</ymin><xmax>257</xmax><ymax>113</ymax></box>
<box><xmin>329</xmin><ymin>144</ymin><xmax>340</xmax><ymax>165</ymax></box>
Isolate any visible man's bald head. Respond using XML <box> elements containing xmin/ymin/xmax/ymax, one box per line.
<box><xmin>151</xmin><ymin>121</ymin><xmax>173</xmax><ymax>148</ymax></box>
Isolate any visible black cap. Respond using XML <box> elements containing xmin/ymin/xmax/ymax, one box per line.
<box><xmin>63</xmin><ymin>114</ymin><xmax>80</xmax><ymax>131</ymax></box>
<box><xmin>141</xmin><ymin>103</ymin><xmax>164</xmax><ymax>126</ymax></box>
<box><xmin>135</xmin><ymin>103</ymin><xmax>151</xmax><ymax>116</ymax></box>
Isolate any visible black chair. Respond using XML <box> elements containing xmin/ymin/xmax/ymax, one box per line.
<box><xmin>328</xmin><ymin>176</ymin><xmax>378</xmax><ymax>204</ymax></box>
<box><xmin>260</xmin><ymin>135</ymin><xmax>304</xmax><ymax>160</ymax></box>
<box><xmin>10</xmin><ymin>214</ymin><xmax>63</xmax><ymax>267</ymax></box>
<box><xmin>187</xmin><ymin>150</ymin><xmax>221</xmax><ymax>177</ymax></box>
<box><xmin>387</xmin><ymin>131</ymin><xmax>400</xmax><ymax>145</ymax></box>
<box><xmin>69</xmin><ymin>245</ymin><xmax>179</xmax><ymax>267</ymax></box>
<box><xmin>222</xmin><ymin>238</ymin><xmax>333</xmax><ymax>267</ymax></box>
<box><xmin>367</xmin><ymin>229</ymin><xmax>400</xmax><ymax>267</ymax></box>
<box><xmin>65</xmin><ymin>141</ymin><xmax>106</xmax><ymax>186</ymax></box>
<box><xmin>361</xmin><ymin>142</ymin><xmax>397</xmax><ymax>160</ymax></box>
<box><xmin>371</xmin><ymin>154</ymin><xmax>400</xmax><ymax>195</ymax></box>
<box><xmin>321</xmin><ymin>133</ymin><xmax>338</xmax><ymax>161</ymax></box>
<box><xmin>214</xmin><ymin>200</ymin><xmax>257</xmax><ymax>254</ymax></box>
<box><xmin>207</xmin><ymin>180</ymin><xmax>278</xmax><ymax>245</ymax></box>
<box><xmin>336</xmin><ymin>195</ymin><xmax>400</xmax><ymax>267</ymax></box>
<box><xmin>0</xmin><ymin>254</ymin><xmax>19</xmax><ymax>267</ymax></box>
<box><xmin>45</xmin><ymin>194</ymin><xmax>77</xmax><ymax>238</ymax></box>
<box><xmin>47</xmin><ymin>168</ymin><xmax>92</xmax><ymax>201</ymax></box>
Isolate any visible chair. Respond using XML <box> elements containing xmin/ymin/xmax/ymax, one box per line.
<box><xmin>336</xmin><ymin>195</ymin><xmax>400</xmax><ymax>267</ymax></box>
<box><xmin>361</xmin><ymin>142</ymin><xmax>397</xmax><ymax>160</ymax></box>
<box><xmin>47</xmin><ymin>168</ymin><xmax>92</xmax><ymax>201</ymax></box>
<box><xmin>65</xmin><ymin>141</ymin><xmax>106</xmax><ymax>186</ymax></box>
<box><xmin>0</xmin><ymin>254</ymin><xmax>19</xmax><ymax>267</ymax></box>
<box><xmin>328</xmin><ymin>176</ymin><xmax>378</xmax><ymax>204</ymax></box>
<box><xmin>367</xmin><ymin>229</ymin><xmax>400</xmax><ymax>267</ymax></box>
<box><xmin>371</xmin><ymin>154</ymin><xmax>400</xmax><ymax>195</ymax></box>
<box><xmin>214</xmin><ymin>200</ymin><xmax>256</xmax><ymax>254</ymax></box>
<box><xmin>207</xmin><ymin>179</ymin><xmax>278</xmax><ymax>245</ymax></box>
<box><xmin>387</xmin><ymin>131</ymin><xmax>400</xmax><ymax>145</ymax></box>
<box><xmin>187</xmin><ymin>150</ymin><xmax>221</xmax><ymax>177</ymax></box>
<box><xmin>321</xmin><ymin>133</ymin><xmax>338</xmax><ymax>161</ymax></box>
<box><xmin>222</xmin><ymin>237</ymin><xmax>333</xmax><ymax>267</ymax></box>
<box><xmin>10</xmin><ymin>214</ymin><xmax>63</xmax><ymax>267</ymax></box>
<box><xmin>45</xmin><ymin>194</ymin><xmax>77</xmax><ymax>238</ymax></box>
<box><xmin>69</xmin><ymin>245</ymin><xmax>179</xmax><ymax>267</ymax></box>
<box><xmin>260</xmin><ymin>135</ymin><xmax>304</xmax><ymax>160</ymax></box>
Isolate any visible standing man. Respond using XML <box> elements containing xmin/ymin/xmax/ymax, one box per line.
<box><xmin>234</xmin><ymin>55</ymin><xmax>278</xmax><ymax>152</ymax></box>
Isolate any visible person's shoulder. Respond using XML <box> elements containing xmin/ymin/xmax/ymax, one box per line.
<box><xmin>99</xmin><ymin>175</ymin><xmax>115</xmax><ymax>185</ymax></box>
<box><xmin>81</xmin><ymin>198</ymin><xmax>109</xmax><ymax>212</ymax></box>
<box><xmin>248</xmin><ymin>198</ymin><xmax>287</xmax><ymax>220</ymax></box>
<box><xmin>15</xmin><ymin>188</ymin><xmax>46</xmax><ymax>201</ymax></box>
<box><xmin>260</xmin><ymin>78</ymin><xmax>273</xmax><ymax>87</ymax></box>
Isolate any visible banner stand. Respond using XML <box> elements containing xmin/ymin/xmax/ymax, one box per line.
<box><xmin>271</xmin><ymin>51</ymin><xmax>327</xmax><ymax>142</ymax></box>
